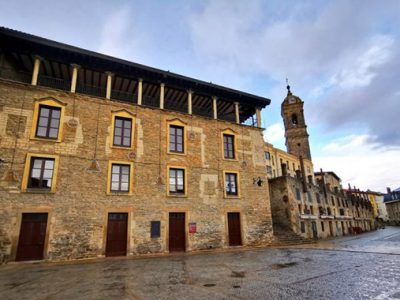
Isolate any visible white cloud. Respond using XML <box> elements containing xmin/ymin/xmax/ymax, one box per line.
<box><xmin>97</xmin><ymin>5</ymin><xmax>150</xmax><ymax>63</ymax></box>
<box><xmin>322</xmin><ymin>134</ymin><xmax>373</xmax><ymax>154</ymax></box>
<box><xmin>314</xmin><ymin>134</ymin><xmax>400</xmax><ymax>192</ymax></box>
<box><xmin>329</xmin><ymin>35</ymin><xmax>394</xmax><ymax>89</ymax></box>
<box><xmin>264</xmin><ymin>123</ymin><xmax>285</xmax><ymax>144</ymax></box>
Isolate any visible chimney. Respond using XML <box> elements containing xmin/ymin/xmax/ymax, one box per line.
<box><xmin>387</xmin><ymin>187</ymin><xmax>391</xmax><ymax>194</ymax></box>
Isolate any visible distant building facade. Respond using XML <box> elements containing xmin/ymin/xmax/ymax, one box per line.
<box><xmin>267</xmin><ymin>86</ymin><xmax>375</xmax><ymax>239</ymax></box>
<box><xmin>384</xmin><ymin>188</ymin><xmax>400</xmax><ymax>225</ymax></box>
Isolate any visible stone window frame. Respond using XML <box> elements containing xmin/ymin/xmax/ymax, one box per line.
<box><xmin>264</xmin><ymin>151</ymin><xmax>271</xmax><ymax>160</ymax></box>
<box><xmin>113</xmin><ymin>117</ymin><xmax>132</xmax><ymax>148</ymax></box>
<box><xmin>316</xmin><ymin>192</ymin><xmax>321</xmax><ymax>203</ymax></box>
<box><xmin>21</xmin><ymin>153</ymin><xmax>60</xmax><ymax>193</ymax></box>
<box><xmin>221</xmin><ymin>128</ymin><xmax>238</xmax><ymax>161</ymax></box>
<box><xmin>167</xmin><ymin>119</ymin><xmax>187</xmax><ymax>156</ymax></box>
<box><xmin>30</xmin><ymin>97</ymin><xmax>66</xmax><ymax>143</ymax></box>
<box><xmin>307</xmin><ymin>191</ymin><xmax>312</xmax><ymax>202</ymax></box>
<box><xmin>295</xmin><ymin>188</ymin><xmax>301</xmax><ymax>201</ymax></box>
<box><xmin>300</xmin><ymin>221</ymin><xmax>305</xmax><ymax>233</ymax></box>
<box><xmin>223</xmin><ymin>170</ymin><xmax>241</xmax><ymax>199</ymax></box>
<box><xmin>106</xmin><ymin>160</ymin><xmax>134</xmax><ymax>195</ymax></box>
<box><xmin>266</xmin><ymin>166</ymin><xmax>272</xmax><ymax>175</ymax></box>
<box><xmin>110</xmin><ymin>109</ymin><xmax>136</xmax><ymax>150</ymax></box>
<box><xmin>167</xmin><ymin>165</ymin><xmax>188</xmax><ymax>197</ymax></box>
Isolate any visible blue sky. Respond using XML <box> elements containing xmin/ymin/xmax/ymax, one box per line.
<box><xmin>1</xmin><ymin>0</ymin><xmax>399</xmax><ymax>192</ymax></box>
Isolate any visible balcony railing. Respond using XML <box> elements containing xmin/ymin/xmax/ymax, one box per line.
<box><xmin>38</xmin><ymin>75</ymin><xmax>71</xmax><ymax>92</ymax></box>
<box><xmin>164</xmin><ymin>99</ymin><xmax>187</xmax><ymax>113</ymax></box>
<box><xmin>142</xmin><ymin>95</ymin><xmax>159</xmax><ymax>108</ymax></box>
<box><xmin>76</xmin><ymin>84</ymin><xmax>106</xmax><ymax>98</ymax></box>
<box><xmin>111</xmin><ymin>90</ymin><xmax>137</xmax><ymax>104</ymax></box>
<box><xmin>0</xmin><ymin>67</ymin><xmax>31</xmax><ymax>84</ymax></box>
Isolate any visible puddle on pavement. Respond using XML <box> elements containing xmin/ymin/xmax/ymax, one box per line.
<box><xmin>303</xmin><ymin>257</ymin><xmax>312</xmax><ymax>262</ymax></box>
<box><xmin>271</xmin><ymin>262</ymin><xmax>298</xmax><ymax>270</ymax></box>
<box><xmin>231</xmin><ymin>271</ymin><xmax>245</xmax><ymax>278</ymax></box>
<box><xmin>203</xmin><ymin>283</ymin><xmax>216</xmax><ymax>287</ymax></box>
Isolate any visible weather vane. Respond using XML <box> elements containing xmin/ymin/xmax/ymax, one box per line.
<box><xmin>286</xmin><ymin>77</ymin><xmax>291</xmax><ymax>95</ymax></box>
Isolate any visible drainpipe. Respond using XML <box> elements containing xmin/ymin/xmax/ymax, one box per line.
<box><xmin>300</xmin><ymin>155</ymin><xmax>307</xmax><ymax>192</ymax></box>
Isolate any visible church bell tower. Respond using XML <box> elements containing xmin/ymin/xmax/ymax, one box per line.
<box><xmin>281</xmin><ymin>83</ymin><xmax>312</xmax><ymax>160</ymax></box>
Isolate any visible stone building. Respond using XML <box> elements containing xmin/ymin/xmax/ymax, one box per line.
<box><xmin>372</xmin><ymin>192</ymin><xmax>388</xmax><ymax>223</ymax></box>
<box><xmin>267</xmin><ymin>85</ymin><xmax>374</xmax><ymax>239</ymax></box>
<box><xmin>264</xmin><ymin>142</ymin><xmax>314</xmax><ymax>180</ymax></box>
<box><xmin>344</xmin><ymin>188</ymin><xmax>377</xmax><ymax>230</ymax></box>
<box><xmin>384</xmin><ymin>188</ymin><xmax>400</xmax><ymax>225</ymax></box>
<box><xmin>0</xmin><ymin>27</ymin><xmax>274</xmax><ymax>262</ymax></box>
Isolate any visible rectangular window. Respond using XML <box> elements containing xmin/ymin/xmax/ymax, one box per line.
<box><xmin>28</xmin><ymin>157</ymin><xmax>55</xmax><ymax>189</ymax></box>
<box><xmin>295</xmin><ymin>188</ymin><xmax>301</xmax><ymax>201</ymax></box>
<box><xmin>169</xmin><ymin>168</ymin><xmax>185</xmax><ymax>194</ymax></box>
<box><xmin>300</xmin><ymin>222</ymin><xmax>305</xmax><ymax>233</ymax></box>
<box><xmin>321</xmin><ymin>221</ymin><xmax>325</xmax><ymax>232</ymax></box>
<box><xmin>319</xmin><ymin>206</ymin><xmax>324</xmax><ymax>215</ymax></box>
<box><xmin>265</xmin><ymin>151</ymin><xmax>271</xmax><ymax>160</ymax></box>
<box><xmin>35</xmin><ymin>105</ymin><xmax>61</xmax><ymax>139</ymax></box>
<box><xmin>169</xmin><ymin>125</ymin><xmax>184</xmax><ymax>153</ymax></box>
<box><xmin>111</xmin><ymin>164</ymin><xmax>130</xmax><ymax>192</ymax></box>
<box><xmin>223</xmin><ymin>134</ymin><xmax>235</xmax><ymax>159</ymax></box>
<box><xmin>113</xmin><ymin>117</ymin><xmax>132</xmax><ymax>147</ymax></box>
<box><xmin>225</xmin><ymin>173</ymin><xmax>238</xmax><ymax>196</ymax></box>
<box><xmin>316</xmin><ymin>193</ymin><xmax>321</xmax><ymax>203</ymax></box>
<box><xmin>151</xmin><ymin>221</ymin><xmax>161</xmax><ymax>238</ymax></box>
<box><xmin>266</xmin><ymin>166</ymin><xmax>272</xmax><ymax>174</ymax></box>
<box><xmin>307</xmin><ymin>191</ymin><xmax>312</xmax><ymax>202</ymax></box>
<box><xmin>310</xmin><ymin>206</ymin><xmax>314</xmax><ymax>215</ymax></box>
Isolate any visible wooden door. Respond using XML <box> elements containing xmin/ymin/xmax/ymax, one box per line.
<box><xmin>169</xmin><ymin>213</ymin><xmax>185</xmax><ymax>252</ymax></box>
<box><xmin>311</xmin><ymin>221</ymin><xmax>318</xmax><ymax>239</ymax></box>
<box><xmin>329</xmin><ymin>221</ymin><xmax>334</xmax><ymax>237</ymax></box>
<box><xmin>106</xmin><ymin>213</ymin><xmax>128</xmax><ymax>257</ymax></box>
<box><xmin>16</xmin><ymin>213</ymin><xmax>48</xmax><ymax>261</ymax></box>
<box><xmin>228</xmin><ymin>212</ymin><xmax>242</xmax><ymax>246</ymax></box>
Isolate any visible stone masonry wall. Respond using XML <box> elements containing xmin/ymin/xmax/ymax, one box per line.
<box><xmin>0</xmin><ymin>80</ymin><xmax>274</xmax><ymax>262</ymax></box>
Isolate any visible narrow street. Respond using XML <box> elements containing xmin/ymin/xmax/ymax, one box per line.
<box><xmin>1</xmin><ymin>227</ymin><xmax>399</xmax><ymax>300</ymax></box>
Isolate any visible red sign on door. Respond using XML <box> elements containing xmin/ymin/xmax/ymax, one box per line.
<box><xmin>189</xmin><ymin>222</ymin><xmax>196</xmax><ymax>233</ymax></box>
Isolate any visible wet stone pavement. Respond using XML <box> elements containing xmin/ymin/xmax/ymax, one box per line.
<box><xmin>1</xmin><ymin>227</ymin><xmax>400</xmax><ymax>300</ymax></box>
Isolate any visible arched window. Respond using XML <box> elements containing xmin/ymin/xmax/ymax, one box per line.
<box><xmin>291</xmin><ymin>113</ymin><xmax>298</xmax><ymax>125</ymax></box>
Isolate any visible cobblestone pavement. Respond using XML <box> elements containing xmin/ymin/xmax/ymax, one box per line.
<box><xmin>1</xmin><ymin>227</ymin><xmax>399</xmax><ymax>300</ymax></box>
